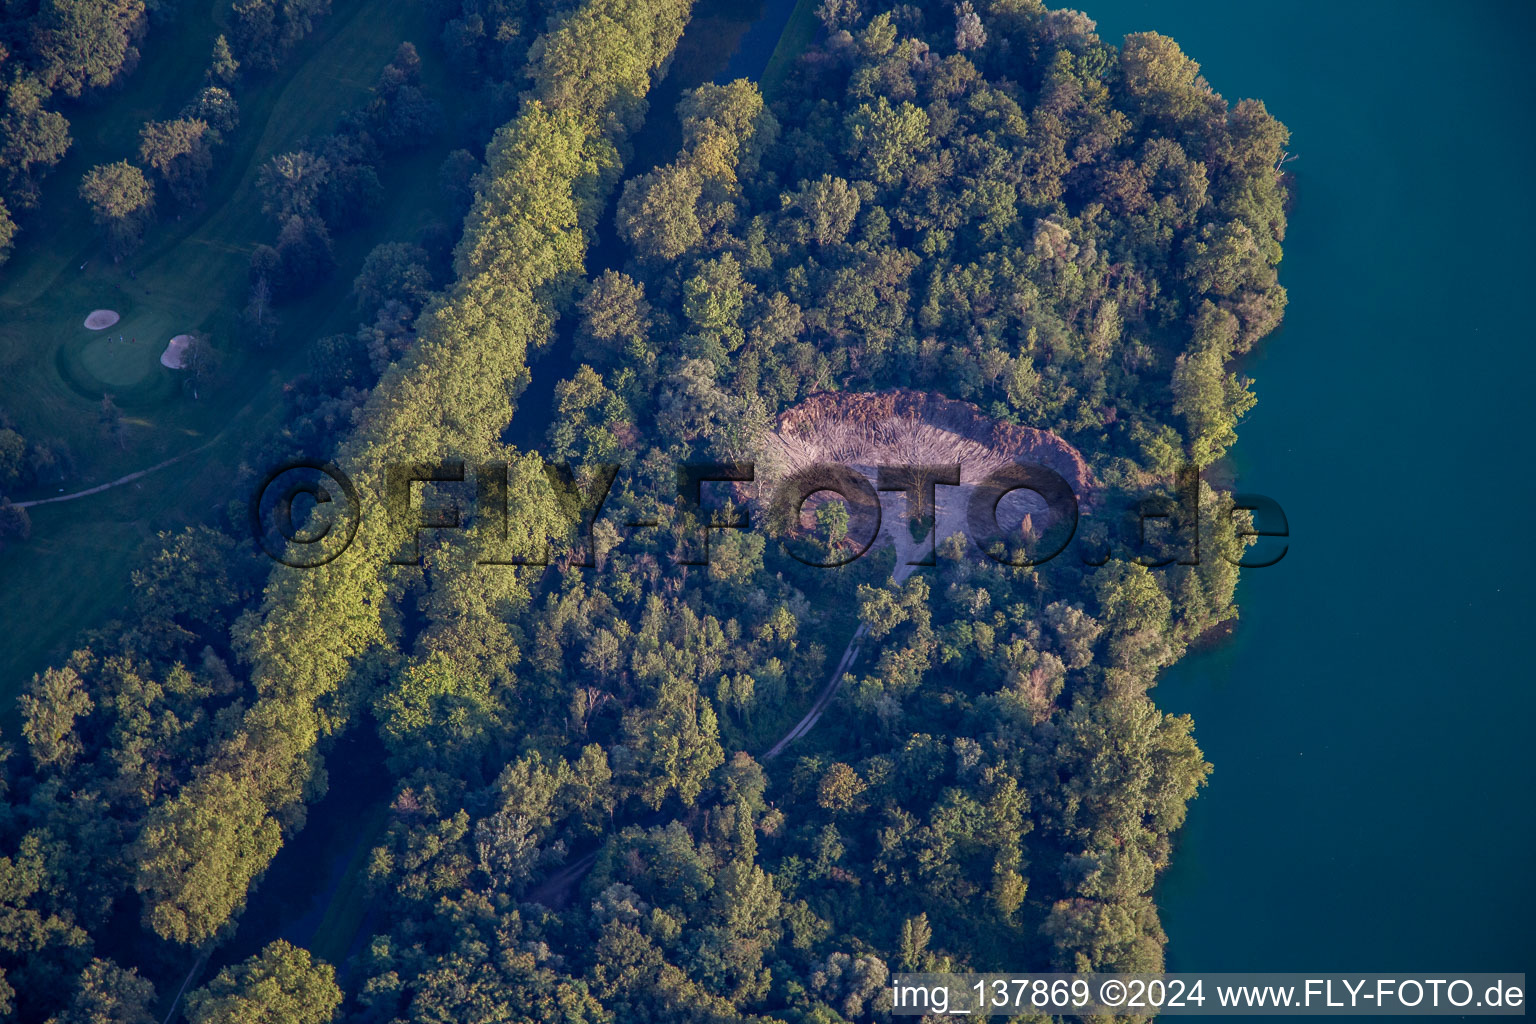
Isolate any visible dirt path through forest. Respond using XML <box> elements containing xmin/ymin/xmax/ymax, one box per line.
<box><xmin>527</xmin><ymin>609</ymin><xmax>877</xmax><ymax>907</ymax></box>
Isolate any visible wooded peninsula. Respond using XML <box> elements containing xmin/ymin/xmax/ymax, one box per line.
<box><xmin>0</xmin><ymin>1</ymin><xmax>1289</xmax><ymax>1020</ymax></box>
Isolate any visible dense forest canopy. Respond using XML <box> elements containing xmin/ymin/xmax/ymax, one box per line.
<box><xmin>0</xmin><ymin>0</ymin><xmax>1289</xmax><ymax>1020</ymax></box>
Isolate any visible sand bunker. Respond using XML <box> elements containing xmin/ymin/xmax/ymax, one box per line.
<box><xmin>84</xmin><ymin>309</ymin><xmax>120</xmax><ymax>330</ymax></box>
<box><xmin>160</xmin><ymin>334</ymin><xmax>191</xmax><ymax>369</ymax></box>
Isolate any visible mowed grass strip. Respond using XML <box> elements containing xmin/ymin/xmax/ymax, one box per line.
<box><xmin>307</xmin><ymin>802</ymin><xmax>391</xmax><ymax>968</ymax></box>
<box><xmin>0</xmin><ymin>0</ymin><xmax>461</xmax><ymax>711</ymax></box>
<box><xmin>760</xmin><ymin>0</ymin><xmax>819</xmax><ymax>99</ymax></box>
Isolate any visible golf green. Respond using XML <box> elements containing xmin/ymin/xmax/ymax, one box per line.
<box><xmin>58</xmin><ymin>320</ymin><xmax>180</xmax><ymax>404</ymax></box>
<box><xmin>80</xmin><ymin>333</ymin><xmax>160</xmax><ymax>386</ymax></box>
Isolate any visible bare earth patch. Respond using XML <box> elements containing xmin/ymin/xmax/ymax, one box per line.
<box><xmin>755</xmin><ymin>390</ymin><xmax>1094</xmax><ymax>578</ymax></box>
<box><xmin>160</xmin><ymin>334</ymin><xmax>191</xmax><ymax>369</ymax></box>
<box><xmin>84</xmin><ymin>309</ymin><xmax>120</xmax><ymax>330</ymax></box>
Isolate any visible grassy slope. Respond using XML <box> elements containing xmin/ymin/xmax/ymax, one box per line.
<box><xmin>0</xmin><ymin>0</ymin><xmax>459</xmax><ymax>708</ymax></box>
<box><xmin>307</xmin><ymin>802</ymin><xmax>390</xmax><ymax>966</ymax></box>
<box><xmin>759</xmin><ymin>0</ymin><xmax>818</xmax><ymax>99</ymax></box>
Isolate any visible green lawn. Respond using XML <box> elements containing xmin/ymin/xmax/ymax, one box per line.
<box><xmin>308</xmin><ymin>803</ymin><xmax>391</xmax><ymax>967</ymax></box>
<box><xmin>760</xmin><ymin>0</ymin><xmax>819</xmax><ymax>99</ymax></box>
<box><xmin>0</xmin><ymin>0</ymin><xmax>461</xmax><ymax>709</ymax></box>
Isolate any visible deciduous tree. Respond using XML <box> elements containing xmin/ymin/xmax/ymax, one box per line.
<box><xmin>32</xmin><ymin>0</ymin><xmax>146</xmax><ymax>99</ymax></box>
<box><xmin>183</xmin><ymin>941</ymin><xmax>340</xmax><ymax>1024</ymax></box>
<box><xmin>78</xmin><ymin>161</ymin><xmax>154</xmax><ymax>257</ymax></box>
<box><xmin>138</xmin><ymin>118</ymin><xmax>212</xmax><ymax>205</ymax></box>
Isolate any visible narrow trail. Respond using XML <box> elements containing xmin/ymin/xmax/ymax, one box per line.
<box><xmin>11</xmin><ymin>441</ymin><xmax>214</xmax><ymax>509</ymax></box>
<box><xmin>757</xmin><ymin>521</ymin><xmax>921</xmax><ymax>759</ymax></box>
<box><xmin>527</xmin><ymin>614</ymin><xmax>873</xmax><ymax>907</ymax></box>
<box><xmin>527</xmin><ymin>521</ymin><xmax>927</xmax><ymax>907</ymax></box>
<box><xmin>763</xmin><ymin>621</ymin><xmax>869</xmax><ymax>760</ymax></box>
<box><xmin>159</xmin><ymin>952</ymin><xmax>210</xmax><ymax>1024</ymax></box>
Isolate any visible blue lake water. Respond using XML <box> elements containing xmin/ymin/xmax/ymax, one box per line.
<box><xmin>1084</xmin><ymin>0</ymin><xmax>1536</xmax><ymax>973</ymax></box>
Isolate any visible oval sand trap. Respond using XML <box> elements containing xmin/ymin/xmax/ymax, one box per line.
<box><xmin>84</xmin><ymin>309</ymin><xmax>120</xmax><ymax>330</ymax></box>
<box><xmin>161</xmin><ymin>334</ymin><xmax>192</xmax><ymax>369</ymax></box>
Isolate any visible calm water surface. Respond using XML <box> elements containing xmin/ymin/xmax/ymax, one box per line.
<box><xmin>1085</xmin><ymin>0</ymin><xmax>1536</xmax><ymax>972</ymax></box>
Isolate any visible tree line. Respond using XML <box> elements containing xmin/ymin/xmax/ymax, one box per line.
<box><xmin>1</xmin><ymin>0</ymin><xmax>693</xmax><ymax>1018</ymax></box>
<box><xmin>0</xmin><ymin>0</ymin><xmax>149</xmax><ymax>265</ymax></box>
<box><xmin>0</xmin><ymin>0</ymin><xmax>333</xmax><ymax>268</ymax></box>
<box><xmin>69</xmin><ymin>3</ymin><xmax>328</xmax><ymax>264</ymax></box>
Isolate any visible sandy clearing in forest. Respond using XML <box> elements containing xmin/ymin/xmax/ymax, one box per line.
<box><xmin>84</xmin><ymin>309</ymin><xmax>120</xmax><ymax>330</ymax></box>
<box><xmin>160</xmin><ymin>334</ymin><xmax>191</xmax><ymax>369</ymax></box>
<box><xmin>755</xmin><ymin>389</ymin><xmax>1093</xmax><ymax>576</ymax></box>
